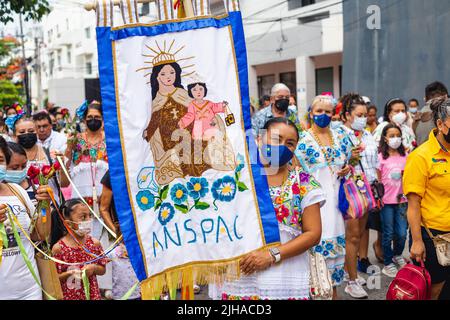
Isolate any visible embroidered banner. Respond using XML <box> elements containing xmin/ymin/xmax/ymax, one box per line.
<box><xmin>96</xmin><ymin>3</ymin><xmax>279</xmax><ymax>299</ymax></box>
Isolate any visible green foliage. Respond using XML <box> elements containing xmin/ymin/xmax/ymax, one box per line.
<box><xmin>0</xmin><ymin>0</ymin><xmax>51</xmax><ymax>24</ymax></box>
<box><xmin>0</xmin><ymin>80</ymin><xmax>23</xmax><ymax>106</ymax></box>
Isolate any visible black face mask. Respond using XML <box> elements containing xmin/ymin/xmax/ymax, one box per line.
<box><xmin>86</xmin><ymin>119</ymin><xmax>103</xmax><ymax>132</ymax></box>
<box><xmin>18</xmin><ymin>133</ymin><xmax>38</xmax><ymax>149</ymax></box>
<box><xmin>275</xmin><ymin>99</ymin><xmax>290</xmax><ymax>112</ymax></box>
<box><xmin>444</xmin><ymin>124</ymin><xmax>450</xmax><ymax>144</ymax></box>
<box><xmin>52</xmin><ymin>124</ymin><xmax>58</xmax><ymax>131</ymax></box>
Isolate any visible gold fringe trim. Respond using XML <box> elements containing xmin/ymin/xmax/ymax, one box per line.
<box><xmin>140</xmin><ymin>243</ymin><xmax>280</xmax><ymax>300</ymax></box>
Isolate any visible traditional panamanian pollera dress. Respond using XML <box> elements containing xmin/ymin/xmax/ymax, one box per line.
<box><xmin>295</xmin><ymin>127</ymin><xmax>352</xmax><ymax>286</ymax></box>
<box><xmin>209</xmin><ymin>167</ymin><xmax>326</xmax><ymax>300</ymax></box>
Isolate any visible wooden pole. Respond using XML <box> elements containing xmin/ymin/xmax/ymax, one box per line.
<box><xmin>85</xmin><ymin>0</ymin><xmax>195</xmax><ymax>18</ymax></box>
<box><xmin>84</xmin><ymin>0</ymin><xmax>154</xmax><ymax>11</ymax></box>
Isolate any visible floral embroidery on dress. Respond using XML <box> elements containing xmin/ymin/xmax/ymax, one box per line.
<box><xmin>313</xmin><ymin>236</ymin><xmax>346</xmax><ymax>259</ymax></box>
<box><xmin>72</xmin><ymin>133</ymin><xmax>108</xmax><ymax>166</ymax></box>
<box><xmin>296</xmin><ymin>129</ymin><xmax>351</xmax><ymax>173</ymax></box>
<box><xmin>269</xmin><ymin>168</ymin><xmax>321</xmax><ymax>232</ymax></box>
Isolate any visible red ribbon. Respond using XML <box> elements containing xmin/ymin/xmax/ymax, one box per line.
<box><xmin>174</xmin><ymin>0</ymin><xmax>182</xmax><ymax>9</ymax></box>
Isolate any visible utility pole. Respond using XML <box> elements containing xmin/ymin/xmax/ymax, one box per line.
<box><xmin>34</xmin><ymin>35</ymin><xmax>42</xmax><ymax>110</ymax></box>
<box><xmin>19</xmin><ymin>14</ymin><xmax>31</xmax><ymax>117</ymax></box>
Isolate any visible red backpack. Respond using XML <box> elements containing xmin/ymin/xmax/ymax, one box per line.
<box><xmin>386</xmin><ymin>262</ymin><xmax>432</xmax><ymax>300</ymax></box>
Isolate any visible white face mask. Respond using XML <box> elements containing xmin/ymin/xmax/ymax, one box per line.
<box><xmin>72</xmin><ymin>220</ymin><xmax>93</xmax><ymax>236</ymax></box>
<box><xmin>388</xmin><ymin>137</ymin><xmax>402</xmax><ymax>150</ymax></box>
<box><xmin>409</xmin><ymin>108</ymin><xmax>418</xmax><ymax>114</ymax></box>
<box><xmin>330</xmin><ymin>121</ymin><xmax>343</xmax><ymax>130</ymax></box>
<box><xmin>351</xmin><ymin>116</ymin><xmax>367</xmax><ymax>131</ymax></box>
<box><xmin>392</xmin><ymin>112</ymin><xmax>407</xmax><ymax>125</ymax></box>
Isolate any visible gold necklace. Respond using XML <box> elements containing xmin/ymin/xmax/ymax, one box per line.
<box><xmin>309</xmin><ymin>128</ymin><xmax>336</xmax><ymax>174</ymax></box>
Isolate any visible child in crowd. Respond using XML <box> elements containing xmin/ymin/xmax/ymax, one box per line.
<box><xmin>376</xmin><ymin>124</ymin><xmax>409</xmax><ymax>278</ymax></box>
<box><xmin>52</xmin><ymin>199</ymin><xmax>107</xmax><ymax>300</ymax></box>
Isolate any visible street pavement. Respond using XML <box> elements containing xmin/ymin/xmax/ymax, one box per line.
<box><xmin>193</xmin><ymin>231</ymin><xmax>407</xmax><ymax>300</ymax></box>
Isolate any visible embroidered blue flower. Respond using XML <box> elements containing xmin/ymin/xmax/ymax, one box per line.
<box><xmin>136</xmin><ymin>190</ymin><xmax>155</xmax><ymax>211</ymax></box>
<box><xmin>314</xmin><ymin>152</ymin><xmax>320</xmax><ymax>158</ymax></box>
<box><xmin>338</xmin><ymin>269</ymin><xmax>345</xmax><ymax>277</ymax></box>
<box><xmin>170</xmin><ymin>183</ymin><xmax>188</xmax><ymax>204</ymax></box>
<box><xmin>325</xmin><ymin>243</ymin><xmax>334</xmax><ymax>251</ymax></box>
<box><xmin>187</xmin><ymin>178</ymin><xmax>209</xmax><ymax>200</ymax></box>
<box><xmin>337</xmin><ymin>236</ymin><xmax>346</xmax><ymax>246</ymax></box>
<box><xmin>322</xmin><ymin>250</ymin><xmax>330</xmax><ymax>257</ymax></box>
<box><xmin>306</xmin><ymin>148</ymin><xmax>315</xmax><ymax>156</ymax></box>
<box><xmin>309</xmin><ymin>157</ymin><xmax>317</xmax><ymax>164</ymax></box>
<box><xmin>236</xmin><ymin>154</ymin><xmax>245</xmax><ymax>172</ymax></box>
<box><xmin>212</xmin><ymin>176</ymin><xmax>237</xmax><ymax>202</ymax></box>
<box><xmin>315</xmin><ymin>246</ymin><xmax>323</xmax><ymax>253</ymax></box>
<box><xmin>158</xmin><ymin>203</ymin><xmax>175</xmax><ymax>226</ymax></box>
<box><xmin>298</xmin><ymin>143</ymin><xmax>306</xmax><ymax>151</ymax></box>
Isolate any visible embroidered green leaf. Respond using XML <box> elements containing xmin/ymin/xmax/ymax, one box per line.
<box><xmin>194</xmin><ymin>202</ymin><xmax>210</xmax><ymax>210</ymax></box>
<box><xmin>235</xmin><ymin>171</ymin><xmax>241</xmax><ymax>181</ymax></box>
<box><xmin>154</xmin><ymin>199</ymin><xmax>162</xmax><ymax>210</ymax></box>
<box><xmin>237</xmin><ymin>182</ymin><xmax>248</xmax><ymax>192</ymax></box>
<box><xmin>174</xmin><ymin>204</ymin><xmax>189</xmax><ymax>214</ymax></box>
<box><xmin>160</xmin><ymin>185</ymin><xmax>169</xmax><ymax>201</ymax></box>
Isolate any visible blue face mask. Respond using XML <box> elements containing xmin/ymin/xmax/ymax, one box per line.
<box><xmin>0</xmin><ymin>165</ymin><xmax>6</xmax><ymax>182</ymax></box>
<box><xmin>313</xmin><ymin>113</ymin><xmax>332</xmax><ymax>128</ymax></box>
<box><xmin>5</xmin><ymin>169</ymin><xmax>27</xmax><ymax>184</ymax></box>
<box><xmin>260</xmin><ymin>144</ymin><xmax>294</xmax><ymax>167</ymax></box>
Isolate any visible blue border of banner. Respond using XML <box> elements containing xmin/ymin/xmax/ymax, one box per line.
<box><xmin>96</xmin><ymin>12</ymin><xmax>279</xmax><ymax>282</ymax></box>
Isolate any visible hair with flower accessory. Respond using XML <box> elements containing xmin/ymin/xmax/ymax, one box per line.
<box><xmin>5</xmin><ymin>113</ymin><xmax>24</xmax><ymax>131</ymax></box>
<box><xmin>75</xmin><ymin>100</ymin><xmax>88</xmax><ymax>119</ymax></box>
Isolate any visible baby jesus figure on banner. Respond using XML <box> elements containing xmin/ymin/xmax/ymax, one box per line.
<box><xmin>178</xmin><ymin>75</ymin><xmax>236</xmax><ymax>172</ymax></box>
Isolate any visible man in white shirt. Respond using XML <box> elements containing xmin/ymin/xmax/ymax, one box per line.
<box><xmin>33</xmin><ymin>111</ymin><xmax>67</xmax><ymax>154</ymax></box>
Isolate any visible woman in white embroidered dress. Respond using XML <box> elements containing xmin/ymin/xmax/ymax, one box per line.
<box><xmin>209</xmin><ymin>117</ymin><xmax>324</xmax><ymax>300</ymax></box>
<box><xmin>295</xmin><ymin>95</ymin><xmax>352</xmax><ymax>299</ymax></box>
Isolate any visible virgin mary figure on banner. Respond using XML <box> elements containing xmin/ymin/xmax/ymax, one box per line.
<box><xmin>94</xmin><ymin>0</ymin><xmax>281</xmax><ymax>300</ymax></box>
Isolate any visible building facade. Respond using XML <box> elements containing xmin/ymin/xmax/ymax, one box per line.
<box><xmin>241</xmin><ymin>0</ymin><xmax>343</xmax><ymax>111</ymax></box>
<box><xmin>30</xmin><ymin>2</ymin><xmax>157</xmax><ymax>112</ymax></box>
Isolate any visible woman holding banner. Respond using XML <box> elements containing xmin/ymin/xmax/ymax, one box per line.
<box><xmin>210</xmin><ymin>118</ymin><xmax>324</xmax><ymax>300</ymax></box>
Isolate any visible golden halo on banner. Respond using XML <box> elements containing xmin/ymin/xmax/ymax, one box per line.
<box><xmin>136</xmin><ymin>39</ymin><xmax>196</xmax><ymax>82</ymax></box>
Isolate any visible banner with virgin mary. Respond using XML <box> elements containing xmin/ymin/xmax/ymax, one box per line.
<box><xmin>95</xmin><ymin>0</ymin><xmax>279</xmax><ymax>299</ymax></box>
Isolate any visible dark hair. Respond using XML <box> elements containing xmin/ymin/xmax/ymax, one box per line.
<box><xmin>383</xmin><ymin>98</ymin><xmax>406</xmax><ymax>122</ymax></box>
<box><xmin>32</xmin><ymin>111</ymin><xmax>52</xmax><ymax>124</ymax></box>
<box><xmin>425</xmin><ymin>81</ymin><xmax>448</xmax><ymax>102</ymax></box>
<box><xmin>84</xmin><ymin>102</ymin><xmax>103</xmax><ymax>120</ymax></box>
<box><xmin>50</xmin><ymin>198</ymin><xmax>86</xmax><ymax>247</ymax></box>
<box><xmin>187</xmin><ymin>82</ymin><xmax>208</xmax><ymax>99</ymax></box>
<box><xmin>379</xmin><ymin>123</ymin><xmax>406</xmax><ymax>160</ymax></box>
<box><xmin>7</xmin><ymin>142</ymin><xmax>26</xmax><ymax>158</ymax></box>
<box><xmin>262</xmin><ymin>117</ymin><xmax>299</xmax><ymax>140</ymax></box>
<box><xmin>408</xmin><ymin>99</ymin><xmax>419</xmax><ymax>105</ymax></box>
<box><xmin>150</xmin><ymin>62</ymin><xmax>184</xmax><ymax>100</ymax></box>
<box><xmin>263</xmin><ymin>95</ymin><xmax>270</xmax><ymax>101</ymax></box>
<box><xmin>429</xmin><ymin>96</ymin><xmax>450</xmax><ymax>127</ymax></box>
<box><xmin>368</xmin><ymin>105</ymin><xmax>377</xmax><ymax>113</ymax></box>
<box><xmin>0</xmin><ymin>136</ymin><xmax>11</xmax><ymax>165</ymax></box>
<box><xmin>49</xmin><ymin>107</ymin><xmax>61</xmax><ymax>116</ymax></box>
<box><xmin>340</xmin><ymin>93</ymin><xmax>366</xmax><ymax>121</ymax></box>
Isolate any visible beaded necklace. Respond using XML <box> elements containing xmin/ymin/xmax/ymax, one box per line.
<box><xmin>309</xmin><ymin>127</ymin><xmax>336</xmax><ymax>175</ymax></box>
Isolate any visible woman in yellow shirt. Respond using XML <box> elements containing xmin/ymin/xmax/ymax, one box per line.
<box><xmin>403</xmin><ymin>97</ymin><xmax>450</xmax><ymax>300</ymax></box>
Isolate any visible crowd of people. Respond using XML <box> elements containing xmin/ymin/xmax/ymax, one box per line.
<box><xmin>0</xmin><ymin>80</ymin><xmax>449</xmax><ymax>301</ymax></box>
<box><xmin>242</xmin><ymin>81</ymin><xmax>449</xmax><ymax>300</ymax></box>
<box><xmin>0</xmin><ymin>101</ymin><xmax>139</xmax><ymax>300</ymax></box>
